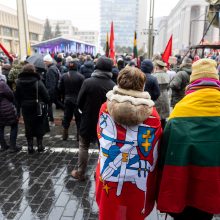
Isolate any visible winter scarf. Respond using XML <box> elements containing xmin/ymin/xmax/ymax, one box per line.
<box><xmin>185</xmin><ymin>78</ymin><xmax>220</xmax><ymax>95</ymax></box>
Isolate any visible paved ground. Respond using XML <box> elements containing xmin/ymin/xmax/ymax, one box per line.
<box><xmin>1</xmin><ymin>123</ymin><xmax>99</xmax><ymax>220</ymax></box>
<box><xmin>0</xmin><ymin>109</ymin><xmax>219</xmax><ymax>220</ymax></box>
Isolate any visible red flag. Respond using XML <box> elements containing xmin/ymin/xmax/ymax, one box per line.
<box><xmin>109</xmin><ymin>21</ymin><xmax>115</xmax><ymax>60</ymax></box>
<box><xmin>162</xmin><ymin>35</ymin><xmax>172</xmax><ymax>66</ymax></box>
<box><xmin>0</xmin><ymin>43</ymin><xmax>13</xmax><ymax>62</ymax></box>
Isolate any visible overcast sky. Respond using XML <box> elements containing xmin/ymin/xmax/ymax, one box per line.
<box><xmin>0</xmin><ymin>0</ymin><xmax>179</xmax><ymax>30</ymax></box>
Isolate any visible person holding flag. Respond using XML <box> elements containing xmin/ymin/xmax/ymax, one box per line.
<box><xmin>158</xmin><ymin>58</ymin><xmax>220</xmax><ymax>220</ymax></box>
<box><xmin>96</xmin><ymin>66</ymin><xmax>162</xmax><ymax>220</ymax></box>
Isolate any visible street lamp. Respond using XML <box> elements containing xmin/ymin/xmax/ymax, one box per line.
<box><xmin>16</xmin><ymin>0</ymin><xmax>30</xmax><ymax>58</ymax></box>
<box><xmin>147</xmin><ymin>0</ymin><xmax>155</xmax><ymax>59</ymax></box>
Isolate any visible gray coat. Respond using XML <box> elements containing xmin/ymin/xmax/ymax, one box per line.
<box><xmin>153</xmin><ymin>71</ymin><xmax>170</xmax><ymax>120</ymax></box>
<box><xmin>170</xmin><ymin>65</ymin><xmax>192</xmax><ymax>107</ymax></box>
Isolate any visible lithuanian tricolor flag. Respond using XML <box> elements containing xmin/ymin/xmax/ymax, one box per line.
<box><xmin>105</xmin><ymin>32</ymin><xmax>109</xmax><ymax>57</ymax></box>
<box><xmin>133</xmin><ymin>31</ymin><xmax>138</xmax><ymax>58</ymax></box>
<box><xmin>157</xmin><ymin>88</ymin><xmax>220</xmax><ymax>214</ymax></box>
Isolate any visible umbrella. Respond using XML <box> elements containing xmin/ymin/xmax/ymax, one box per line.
<box><xmin>26</xmin><ymin>54</ymin><xmax>45</xmax><ymax>69</ymax></box>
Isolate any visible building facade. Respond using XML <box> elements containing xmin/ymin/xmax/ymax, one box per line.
<box><xmin>73</xmin><ymin>30</ymin><xmax>99</xmax><ymax>49</ymax></box>
<box><xmin>0</xmin><ymin>3</ymin><xmax>43</xmax><ymax>54</ymax></box>
<box><xmin>50</xmin><ymin>19</ymin><xmax>78</xmax><ymax>37</ymax></box>
<box><xmin>100</xmin><ymin>0</ymin><xmax>148</xmax><ymax>51</ymax></box>
<box><xmin>154</xmin><ymin>0</ymin><xmax>219</xmax><ymax>55</ymax></box>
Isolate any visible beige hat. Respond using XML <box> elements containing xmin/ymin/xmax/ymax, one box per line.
<box><xmin>154</xmin><ymin>59</ymin><xmax>167</xmax><ymax>68</ymax></box>
<box><xmin>190</xmin><ymin>58</ymin><xmax>219</xmax><ymax>83</ymax></box>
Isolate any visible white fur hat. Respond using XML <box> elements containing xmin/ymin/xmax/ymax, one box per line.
<box><xmin>43</xmin><ymin>54</ymin><xmax>53</xmax><ymax>63</ymax></box>
<box><xmin>66</xmin><ymin>56</ymin><xmax>73</xmax><ymax>63</ymax></box>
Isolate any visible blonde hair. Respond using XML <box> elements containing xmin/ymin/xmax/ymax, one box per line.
<box><xmin>117</xmin><ymin>66</ymin><xmax>146</xmax><ymax>91</ymax></box>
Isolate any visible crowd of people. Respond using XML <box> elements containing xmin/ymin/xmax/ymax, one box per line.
<box><xmin>0</xmin><ymin>51</ymin><xmax>220</xmax><ymax>220</ymax></box>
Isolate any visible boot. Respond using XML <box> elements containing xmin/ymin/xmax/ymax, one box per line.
<box><xmin>9</xmin><ymin>145</ymin><xmax>22</xmax><ymax>153</ymax></box>
<box><xmin>9</xmin><ymin>139</ymin><xmax>21</xmax><ymax>153</ymax></box>
<box><xmin>0</xmin><ymin>140</ymin><xmax>9</xmax><ymax>152</ymax></box>
<box><xmin>62</xmin><ymin>128</ymin><xmax>69</xmax><ymax>141</ymax></box>
<box><xmin>37</xmin><ymin>137</ymin><xmax>45</xmax><ymax>153</ymax></box>
<box><xmin>27</xmin><ymin>137</ymin><xmax>35</xmax><ymax>154</ymax></box>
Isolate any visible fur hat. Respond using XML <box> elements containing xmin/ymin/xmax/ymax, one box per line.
<box><xmin>190</xmin><ymin>58</ymin><xmax>219</xmax><ymax>83</ymax></box>
<box><xmin>43</xmin><ymin>54</ymin><xmax>53</xmax><ymax>63</ymax></box>
<box><xmin>66</xmin><ymin>56</ymin><xmax>73</xmax><ymax>63</ymax></box>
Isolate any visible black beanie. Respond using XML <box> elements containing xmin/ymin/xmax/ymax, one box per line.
<box><xmin>141</xmin><ymin>59</ymin><xmax>154</xmax><ymax>73</ymax></box>
<box><xmin>68</xmin><ymin>60</ymin><xmax>78</xmax><ymax>71</ymax></box>
<box><xmin>95</xmin><ymin>56</ymin><xmax>113</xmax><ymax>72</ymax></box>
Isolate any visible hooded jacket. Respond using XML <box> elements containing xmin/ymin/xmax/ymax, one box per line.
<box><xmin>80</xmin><ymin>61</ymin><xmax>94</xmax><ymax>78</ymax></box>
<box><xmin>170</xmin><ymin>64</ymin><xmax>192</xmax><ymax>107</ymax></box>
<box><xmin>96</xmin><ymin>86</ymin><xmax>162</xmax><ymax>220</ymax></box>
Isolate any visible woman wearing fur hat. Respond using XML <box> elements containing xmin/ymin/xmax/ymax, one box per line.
<box><xmin>157</xmin><ymin>58</ymin><xmax>220</xmax><ymax>219</ymax></box>
<box><xmin>15</xmin><ymin>64</ymin><xmax>50</xmax><ymax>153</ymax></box>
<box><xmin>96</xmin><ymin>67</ymin><xmax>162</xmax><ymax>220</ymax></box>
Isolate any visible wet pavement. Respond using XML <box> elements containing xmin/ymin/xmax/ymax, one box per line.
<box><xmin>1</xmin><ymin>122</ymin><xmax>99</xmax><ymax>220</ymax></box>
<box><xmin>1</xmin><ymin>113</ymin><xmax>220</xmax><ymax>220</ymax></box>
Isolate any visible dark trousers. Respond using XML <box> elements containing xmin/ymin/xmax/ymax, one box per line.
<box><xmin>161</xmin><ymin>119</ymin><xmax>166</xmax><ymax>129</ymax></box>
<box><xmin>62</xmin><ymin>101</ymin><xmax>81</xmax><ymax>132</ymax></box>
<box><xmin>0</xmin><ymin>123</ymin><xmax>18</xmax><ymax>148</ymax></box>
<box><xmin>171</xmin><ymin>207</ymin><xmax>213</xmax><ymax>220</ymax></box>
<box><xmin>48</xmin><ymin>102</ymin><xmax>54</xmax><ymax>122</ymax></box>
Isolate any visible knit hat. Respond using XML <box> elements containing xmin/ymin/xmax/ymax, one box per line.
<box><xmin>95</xmin><ymin>56</ymin><xmax>113</xmax><ymax>72</ymax></box>
<box><xmin>190</xmin><ymin>58</ymin><xmax>219</xmax><ymax>83</ymax></box>
<box><xmin>141</xmin><ymin>59</ymin><xmax>154</xmax><ymax>73</ymax></box>
<box><xmin>43</xmin><ymin>54</ymin><xmax>53</xmax><ymax>63</ymax></box>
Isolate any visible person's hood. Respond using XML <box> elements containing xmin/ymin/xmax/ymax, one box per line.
<box><xmin>141</xmin><ymin>59</ymin><xmax>154</xmax><ymax>74</ymax></box>
<box><xmin>84</xmin><ymin>61</ymin><xmax>94</xmax><ymax>68</ymax></box>
<box><xmin>18</xmin><ymin>72</ymin><xmax>40</xmax><ymax>86</ymax></box>
<box><xmin>91</xmin><ymin>69</ymin><xmax>112</xmax><ymax>79</ymax></box>
<box><xmin>106</xmin><ymin>86</ymin><xmax>154</xmax><ymax>126</ymax></box>
<box><xmin>180</xmin><ymin>64</ymin><xmax>192</xmax><ymax>75</ymax></box>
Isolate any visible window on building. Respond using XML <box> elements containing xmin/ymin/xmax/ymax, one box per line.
<box><xmin>30</xmin><ymin>33</ymin><xmax>38</xmax><ymax>41</ymax></box>
<box><xmin>14</xmin><ymin>29</ymin><xmax>18</xmax><ymax>38</ymax></box>
<box><xmin>2</xmin><ymin>27</ymin><xmax>12</xmax><ymax>37</ymax></box>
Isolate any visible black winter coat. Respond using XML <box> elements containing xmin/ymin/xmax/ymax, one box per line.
<box><xmin>144</xmin><ymin>73</ymin><xmax>160</xmax><ymax>101</ymax></box>
<box><xmin>77</xmin><ymin>71</ymin><xmax>115</xmax><ymax>141</ymax></box>
<box><xmin>15</xmin><ymin>72</ymin><xmax>50</xmax><ymax>137</ymax></box>
<box><xmin>45</xmin><ymin>64</ymin><xmax>60</xmax><ymax>100</ymax></box>
<box><xmin>112</xmin><ymin>66</ymin><xmax>119</xmax><ymax>83</ymax></box>
<box><xmin>0</xmin><ymin>80</ymin><xmax>17</xmax><ymax>126</ymax></box>
<box><xmin>59</xmin><ymin>70</ymin><xmax>84</xmax><ymax>103</ymax></box>
<box><xmin>80</xmin><ymin>61</ymin><xmax>94</xmax><ymax>79</ymax></box>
